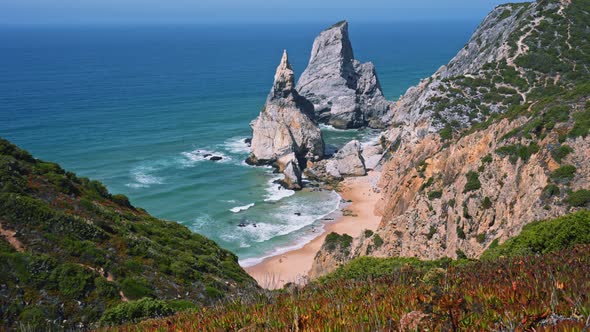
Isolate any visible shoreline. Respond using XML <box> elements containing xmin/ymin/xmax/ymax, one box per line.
<box><xmin>244</xmin><ymin>171</ymin><xmax>382</xmax><ymax>289</ymax></box>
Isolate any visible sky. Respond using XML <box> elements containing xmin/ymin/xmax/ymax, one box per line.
<box><xmin>1</xmin><ymin>0</ymin><xmax>532</xmax><ymax>25</ymax></box>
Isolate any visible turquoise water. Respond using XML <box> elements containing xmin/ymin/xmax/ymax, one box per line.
<box><xmin>0</xmin><ymin>22</ymin><xmax>476</xmax><ymax>264</ymax></box>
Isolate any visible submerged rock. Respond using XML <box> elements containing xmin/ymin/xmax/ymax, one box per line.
<box><xmin>297</xmin><ymin>21</ymin><xmax>391</xmax><ymax>129</ymax></box>
<box><xmin>247</xmin><ymin>50</ymin><xmax>324</xmax><ymax>190</ymax></box>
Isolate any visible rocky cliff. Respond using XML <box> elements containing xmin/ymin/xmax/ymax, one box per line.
<box><xmin>311</xmin><ymin>0</ymin><xmax>590</xmax><ymax>277</ymax></box>
<box><xmin>247</xmin><ymin>50</ymin><xmax>324</xmax><ymax>189</ymax></box>
<box><xmin>297</xmin><ymin>21</ymin><xmax>392</xmax><ymax>129</ymax></box>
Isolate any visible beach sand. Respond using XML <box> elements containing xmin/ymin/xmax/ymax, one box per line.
<box><xmin>245</xmin><ymin>171</ymin><xmax>382</xmax><ymax>289</ymax></box>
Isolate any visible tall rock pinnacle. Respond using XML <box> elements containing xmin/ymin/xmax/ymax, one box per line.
<box><xmin>271</xmin><ymin>50</ymin><xmax>295</xmax><ymax>98</ymax></box>
<box><xmin>247</xmin><ymin>50</ymin><xmax>325</xmax><ymax>190</ymax></box>
<box><xmin>297</xmin><ymin>21</ymin><xmax>392</xmax><ymax>129</ymax></box>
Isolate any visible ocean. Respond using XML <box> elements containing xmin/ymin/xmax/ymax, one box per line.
<box><xmin>0</xmin><ymin>22</ymin><xmax>476</xmax><ymax>265</ymax></box>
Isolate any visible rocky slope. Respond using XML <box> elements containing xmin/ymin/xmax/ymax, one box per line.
<box><xmin>311</xmin><ymin>0</ymin><xmax>590</xmax><ymax>276</ymax></box>
<box><xmin>0</xmin><ymin>139</ymin><xmax>256</xmax><ymax>330</ymax></box>
<box><xmin>247</xmin><ymin>50</ymin><xmax>324</xmax><ymax>189</ymax></box>
<box><xmin>297</xmin><ymin>21</ymin><xmax>392</xmax><ymax>129</ymax></box>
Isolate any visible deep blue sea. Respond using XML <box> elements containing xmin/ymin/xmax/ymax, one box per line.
<box><xmin>0</xmin><ymin>22</ymin><xmax>476</xmax><ymax>265</ymax></box>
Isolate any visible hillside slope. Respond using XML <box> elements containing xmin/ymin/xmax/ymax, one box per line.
<box><xmin>109</xmin><ymin>211</ymin><xmax>590</xmax><ymax>331</ymax></box>
<box><xmin>0</xmin><ymin>138</ymin><xmax>257</xmax><ymax>330</ymax></box>
<box><xmin>312</xmin><ymin>0</ymin><xmax>590</xmax><ymax>275</ymax></box>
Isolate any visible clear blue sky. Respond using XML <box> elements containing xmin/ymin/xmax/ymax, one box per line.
<box><xmin>1</xmin><ymin>0</ymin><xmax>532</xmax><ymax>25</ymax></box>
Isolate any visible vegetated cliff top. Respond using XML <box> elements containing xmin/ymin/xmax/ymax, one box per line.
<box><xmin>0</xmin><ymin>138</ymin><xmax>256</xmax><ymax>330</ymax></box>
<box><xmin>107</xmin><ymin>211</ymin><xmax>590</xmax><ymax>331</ymax></box>
<box><xmin>341</xmin><ymin>0</ymin><xmax>590</xmax><ymax>263</ymax></box>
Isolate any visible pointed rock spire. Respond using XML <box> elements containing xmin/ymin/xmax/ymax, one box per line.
<box><xmin>297</xmin><ymin>21</ymin><xmax>391</xmax><ymax>129</ymax></box>
<box><xmin>271</xmin><ymin>50</ymin><xmax>295</xmax><ymax>99</ymax></box>
<box><xmin>247</xmin><ymin>50</ymin><xmax>325</xmax><ymax>190</ymax></box>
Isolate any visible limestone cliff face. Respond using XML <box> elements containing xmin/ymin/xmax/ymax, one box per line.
<box><xmin>310</xmin><ymin>0</ymin><xmax>590</xmax><ymax>277</ymax></box>
<box><xmin>248</xmin><ymin>51</ymin><xmax>324</xmax><ymax>189</ymax></box>
<box><xmin>297</xmin><ymin>21</ymin><xmax>392</xmax><ymax>129</ymax></box>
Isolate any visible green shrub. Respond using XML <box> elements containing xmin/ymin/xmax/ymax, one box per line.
<box><xmin>463</xmin><ymin>171</ymin><xmax>481</xmax><ymax>193</ymax></box>
<box><xmin>481</xmin><ymin>154</ymin><xmax>493</xmax><ymax>164</ymax></box>
<box><xmin>482</xmin><ymin>197</ymin><xmax>492</xmax><ymax>209</ymax></box>
<box><xmin>324</xmin><ymin>233</ymin><xmax>353</xmax><ymax>255</ymax></box>
<box><xmin>111</xmin><ymin>194</ymin><xmax>133</xmax><ymax>208</ymax></box>
<box><xmin>457</xmin><ymin>226</ymin><xmax>466</xmax><ymax>240</ymax></box>
<box><xmin>86</xmin><ymin>180</ymin><xmax>110</xmax><ymax>199</ymax></box>
<box><xmin>373</xmin><ymin>234</ymin><xmax>384</xmax><ymax>248</ymax></box>
<box><xmin>496</xmin><ymin>143</ymin><xmax>540</xmax><ymax>164</ymax></box>
<box><xmin>481</xmin><ymin>210</ymin><xmax>590</xmax><ymax>259</ymax></box>
<box><xmin>568</xmin><ymin>108</ymin><xmax>590</xmax><ymax>138</ymax></box>
<box><xmin>456</xmin><ymin>250</ymin><xmax>468</xmax><ymax>260</ymax></box>
<box><xmin>363</xmin><ymin>230</ymin><xmax>374</xmax><ymax>238</ymax></box>
<box><xmin>543</xmin><ymin>184</ymin><xmax>560</xmax><ymax>198</ymax></box>
<box><xmin>551</xmin><ymin>145</ymin><xmax>574</xmax><ymax>163</ymax></box>
<box><xmin>420</xmin><ymin>177</ymin><xmax>434</xmax><ymax>191</ymax></box>
<box><xmin>566</xmin><ymin>190</ymin><xmax>590</xmax><ymax>207</ymax></box>
<box><xmin>99</xmin><ymin>298</ymin><xmax>173</xmax><ymax>326</ymax></box>
<box><xmin>319</xmin><ymin>256</ymin><xmax>451</xmax><ymax>282</ymax></box>
<box><xmin>49</xmin><ymin>263</ymin><xmax>94</xmax><ymax>298</ymax></box>
<box><xmin>120</xmin><ymin>278</ymin><xmax>154</xmax><ymax>300</ymax></box>
<box><xmin>439</xmin><ymin>124</ymin><xmax>453</xmax><ymax>140</ymax></box>
<box><xmin>550</xmin><ymin>165</ymin><xmax>577</xmax><ymax>182</ymax></box>
<box><xmin>428</xmin><ymin>190</ymin><xmax>443</xmax><ymax>200</ymax></box>
<box><xmin>476</xmin><ymin>233</ymin><xmax>487</xmax><ymax>243</ymax></box>
<box><xmin>205</xmin><ymin>286</ymin><xmax>223</xmax><ymax>299</ymax></box>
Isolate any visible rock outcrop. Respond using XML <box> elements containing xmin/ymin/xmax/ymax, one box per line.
<box><xmin>326</xmin><ymin>140</ymin><xmax>366</xmax><ymax>178</ymax></box>
<box><xmin>305</xmin><ymin>139</ymin><xmax>371</xmax><ymax>183</ymax></box>
<box><xmin>297</xmin><ymin>21</ymin><xmax>392</xmax><ymax>129</ymax></box>
<box><xmin>309</xmin><ymin>0</ymin><xmax>590</xmax><ymax>278</ymax></box>
<box><xmin>247</xmin><ymin>50</ymin><xmax>324</xmax><ymax>189</ymax></box>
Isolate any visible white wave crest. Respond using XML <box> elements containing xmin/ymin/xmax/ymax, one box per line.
<box><xmin>264</xmin><ymin>175</ymin><xmax>295</xmax><ymax>202</ymax></box>
<box><xmin>230</xmin><ymin>203</ymin><xmax>255</xmax><ymax>213</ymax></box>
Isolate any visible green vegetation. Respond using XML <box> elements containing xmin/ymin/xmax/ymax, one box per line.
<box><xmin>543</xmin><ymin>184</ymin><xmax>560</xmax><ymax>198</ymax></box>
<box><xmin>0</xmin><ymin>138</ymin><xmax>255</xmax><ymax>330</ymax></box>
<box><xmin>373</xmin><ymin>234</ymin><xmax>384</xmax><ymax>248</ymax></box>
<box><xmin>551</xmin><ymin>144</ymin><xmax>574</xmax><ymax>163</ymax></box>
<box><xmin>495</xmin><ymin>143</ymin><xmax>540</xmax><ymax>164</ymax></box>
<box><xmin>419</xmin><ymin>177</ymin><xmax>434</xmax><ymax>191</ymax></box>
<box><xmin>324</xmin><ymin>233</ymin><xmax>353</xmax><ymax>256</ymax></box>
<box><xmin>482</xmin><ymin>196</ymin><xmax>492</xmax><ymax>209</ymax></box>
<box><xmin>482</xmin><ymin>210</ymin><xmax>590</xmax><ymax>259</ymax></box>
<box><xmin>463</xmin><ymin>171</ymin><xmax>481</xmax><ymax>193</ymax></box>
<box><xmin>568</xmin><ymin>106</ymin><xmax>590</xmax><ymax>138</ymax></box>
<box><xmin>550</xmin><ymin>165</ymin><xmax>577</xmax><ymax>182</ymax></box>
<box><xmin>566</xmin><ymin>190</ymin><xmax>590</xmax><ymax>207</ymax></box>
<box><xmin>428</xmin><ymin>190</ymin><xmax>443</xmax><ymax>200</ymax></box>
<box><xmin>100</xmin><ymin>298</ymin><xmax>174</xmax><ymax>326</ymax></box>
<box><xmin>108</xmin><ymin>211</ymin><xmax>590</xmax><ymax>331</ymax></box>
<box><xmin>456</xmin><ymin>226</ymin><xmax>466</xmax><ymax>240</ymax></box>
<box><xmin>318</xmin><ymin>256</ymin><xmax>451</xmax><ymax>282</ymax></box>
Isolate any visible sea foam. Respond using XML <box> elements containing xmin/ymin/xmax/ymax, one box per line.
<box><xmin>230</xmin><ymin>203</ymin><xmax>255</xmax><ymax>213</ymax></box>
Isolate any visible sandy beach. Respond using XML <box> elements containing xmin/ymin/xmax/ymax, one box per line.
<box><xmin>245</xmin><ymin>171</ymin><xmax>382</xmax><ymax>289</ymax></box>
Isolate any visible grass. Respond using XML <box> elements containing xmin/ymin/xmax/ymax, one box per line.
<box><xmin>107</xmin><ymin>243</ymin><xmax>590</xmax><ymax>331</ymax></box>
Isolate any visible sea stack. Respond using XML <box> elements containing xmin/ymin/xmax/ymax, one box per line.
<box><xmin>297</xmin><ymin>20</ymin><xmax>391</xmax><ymax>129</ymax></box>
<box><xmin>247</xmin><ymin>50</ymin><xmax>324</xmax><ymax>190</ymax></box>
